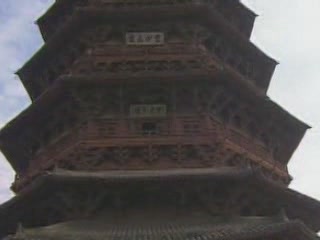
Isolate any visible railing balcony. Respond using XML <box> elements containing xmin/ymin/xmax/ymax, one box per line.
<box><xmin>13</xmin><ymin>115</ymin><xmax>289</xmax><ymax>192</ymax></box>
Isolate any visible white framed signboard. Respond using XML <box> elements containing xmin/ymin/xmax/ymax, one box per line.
<box><xmin>126</xmin><ymin>32</ymin><xmax>165</xmax><ymax>45</ymax></box>
<box><xmin>130</xmin><ymin>104</ymin><xmax>167</xmax><ymax>118</ymax></box>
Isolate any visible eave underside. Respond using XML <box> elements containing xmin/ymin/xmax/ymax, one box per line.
<box><xmin>37</xmin><ymin>0</ymin><xmax>257</xmax><ymax>41</ymax></box>
<box><xmin>1</xmin><ymin>168</ymin><xmax>320</xmax><ymax>237</ymax></box>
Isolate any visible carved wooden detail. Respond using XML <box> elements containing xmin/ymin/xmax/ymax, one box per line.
<box><xmin>196</xmin><ymin>83</ymin><xmax>286</xmax><ymax>160</ymax></box>
<box><xmin>10</xmin><ymin>82</ymin><xmax>295</xmax><ymax>191</ymax></box>
<box><xmin>27</xmin><ymin>22</ymin><xmax>269</xmax><ymax>100</ymax></box>
<box><xmin>69</xmin><ymin>23</ymin><xmax>263</xmax><ymax>84</ymax></box>
<box><xmin>18</xmin><ymin>139</ymin><xmax>288</xmax><ymax>192</ymax></box>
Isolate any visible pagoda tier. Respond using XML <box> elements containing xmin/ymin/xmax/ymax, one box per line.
<box><xmin>1</xmin><ymin>168</ymin><xmax>320</xmax><ymax>238</ymax></box>
<box><xmin>18</xmin><ymin>3</ymin><xmax>275</xmax><ymax>101</ymax></box>
<box><xmin>37</xmin><ymin>0</ymin><xmax>257</xmax><ymax>42</ymax></box>
<box><xmin>0</xmin><ymin>78</ymin><xmax>308</xmax><ymax>191</ymax></box>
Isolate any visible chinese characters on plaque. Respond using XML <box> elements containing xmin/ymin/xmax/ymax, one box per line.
<box><xmin>126</xmin><ymin>32</ymin><xmax>165</xmax><ymax>45</ymax></box>
<box><xmin>130</xmin><ymin>104</ymin><xmax>167</xmax><ymax>118</ymax></box>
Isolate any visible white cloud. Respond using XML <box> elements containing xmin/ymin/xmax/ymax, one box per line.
<box><xmin>0</xmin><ymin>153</ymin><xmax>14</xmax><ymax>202</ymax></box>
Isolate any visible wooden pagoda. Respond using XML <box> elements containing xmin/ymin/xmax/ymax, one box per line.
<box><xmin>0</xmin><ymin>0</ymin><xmax>320</xmax><ymax>239</ymax></box>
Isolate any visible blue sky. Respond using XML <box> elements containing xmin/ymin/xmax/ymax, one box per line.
<box><xmin>0</xmin><ymin>0</ymin><xmax>319</xmax><ymax>202</ymax></box>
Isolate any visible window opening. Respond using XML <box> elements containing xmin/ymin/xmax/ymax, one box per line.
<box><xmin>142</xmin><ymin>122</ymin><xmax>157</xmax><ymax>135</ymax></box>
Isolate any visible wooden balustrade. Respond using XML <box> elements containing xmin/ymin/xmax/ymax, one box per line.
<box><xmin>26</xmin><ymin>125</ymin><xmax>85</xmax><ymax>177</ymax></box>
<box><xmin>13</xmin><ymin>114</ymin><xmax>289</xmax><ymax>192</ymax></box>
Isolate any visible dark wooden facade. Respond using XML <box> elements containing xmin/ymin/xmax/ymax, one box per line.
<box><xmin>0</xmin><ymin>1</ymin><xmax>319</xmax><ymax>240</ymax></box>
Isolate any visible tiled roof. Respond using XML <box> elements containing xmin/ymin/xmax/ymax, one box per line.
<box><xmin>9</xmin><ymin>216</ymin><xmax>318</xmax><ymax>240</ymax></box>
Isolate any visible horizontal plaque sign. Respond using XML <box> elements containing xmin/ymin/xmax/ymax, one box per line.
<box><xmin>126</xmin><ymin>32</ymin><xmax>164</xmax><ymax>45</ymax></box>
<box><xmin>130</xmin><ymin>104</ymin><xmax>167</xmax><ymax>118</ymax></box>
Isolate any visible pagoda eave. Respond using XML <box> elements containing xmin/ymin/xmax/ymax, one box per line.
<box><xmin>1</xmin><ymin>168</ymin><xmax>320</xmax><ymax>237</ymax></box>
<box><xmin>37</xmin><ymin>0</ymin><xmax>258</xmax><ymax>41</ymax></box>
<box><xmin>238</xmin><ymin>0</ymin><xmax>258</xmax><ymax>17</ymax></box>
